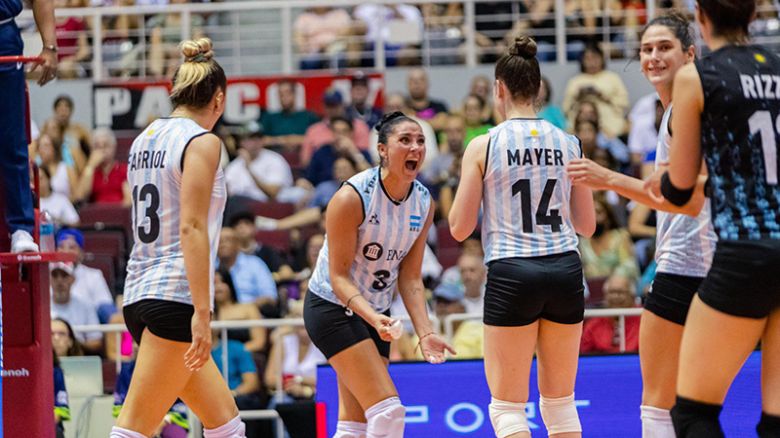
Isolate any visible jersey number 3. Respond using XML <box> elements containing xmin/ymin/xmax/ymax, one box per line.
<box><xmin>512</xmin><ymin>178</ymin><xmax>562</xmax><ymax>233</ymax></box>
<box><xmin>132</xmin><ymin>183</ymin><xmax>161</xmax><ymax>243</ymax></box>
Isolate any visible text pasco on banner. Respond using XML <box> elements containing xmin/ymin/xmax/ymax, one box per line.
<box><xmin>316</xmin><ymin>354</ymin><xmax>762</xmax><ymax>437</ymax></box>
<box><xmin>93</xmin><ymin>72</ymin><xmax>384</xmax><ymax>130</ymax></box>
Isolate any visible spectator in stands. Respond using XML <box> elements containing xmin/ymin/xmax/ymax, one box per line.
<box><xmin>536</xmin><ymin>76</ymin><xmax>567</xmax><ymax>130</ymax></box>
<box><xmin>214</xmin><ymin>268</ymin><xmax>267</xmax><ymax>353</ymax></box>
<box><xmin>217</xmin><ymin>226</ymin><xmax>278</xmax><ymax>308</ymax></box>
<box><xmin>49</xmin><ymin>262</ymin><xmax>102</xmax><ymax>354</ymax></box>
<box><xmin>421</xmin><ymin>2</ymin><xmax>465</xmax><ymax>65</ymax></box>
<box><xmin>224</xmin><ymin>122</ymin><xmax>293</xmax><ymax>202</ymax></box>
<box><xmin>308</xmin><ymin>155</ymin><xmax>359</xmax><ymax>210</ymax></box>
<box><xmin>628</xmin><ymin>94</ymin><xmax>664</xmax><ymax>172</ymax></box>
<box><xmin>300</xmin><ymin>89</ymin><xmax>371</xmax><ymax>166</ymax></box>
<box><xmin>39</xmin><ymin>167</ymin><xmax>79</xmax><ymax>227</ymax></box>
<box><xmin>305</xmin><ymin>116</ymin><xmax>371</xmax><ymax>187</ymax></box>
<box><xmin>573</xmin><ymin>100</ymin><xmax>631</xmax><ymax>168</ymax></box>
<box><xmin>579</xmin><ymin>198</ymin><xmax>640</xmax><ymax>281</ymax></box>
<box><xmin>293</xmin><ymin>6</ymin><xmax>352</xmax><ymax>70</ymax></box>
<box><xmin>36</xmin><ymin>132</ymin><xmax>77</xmax><ymax>201</ymax></box>
<box><xmin>264</xmin><ymin>301</ymin><xmax>326</xmax><ymax>402</ymax></box>
<box><xmin>44</xmin><ymin>95</ymin><xmax>90</xmax><ymax>174</ymax></box>
<box><xmin>580</xmin><ymin>274</ymin><xmax>640</xmax><ymax>354</ymax></box>
<box><xmin>564</xmin><ymin>0</ymin><xmax>625</xmax><ymax>54</ymax></box>
<box><xmin>345</xmin><ymin>72</ymin><xmax>382</xmax><ymax>129</ymax></box>
<box><xmin>51</xmin><ymin>317</ymin><xmax>84</xmax><ymax>358</ymax></box>
<box><xmin>462</xmin><ymin>94</ymin><xmax>493</xmax><ymax>145</ymax></box>
<box><xmin>352</xmin><ymin>3</ymin><xmax>424</xmax><ymax>67</ymax></box>
<box><xmin>105</xmin><ymin>294</ymin><xmax>134</xmax><ymax>362</ymax></box>
<box><xmin>73</xmin><ymin>128</ymin><xmax>131</xmax><ymax>206</ymax></box>
<box><xmin>55</xmin><ymin>228</ymin><xmax>116</xmax><ymax>322</ymax></box>
<box><xmin>468</xmin><ymin>75</ymin><xmax>498</xmax><ymax>124</ymax></box>
<box><xmin>53</xmin><ymin>351</ymin><xmax>70</xmax><ymax>438</ymax></box>
<box><xmin>114</xmin><ymin>361</ymin><xmax>189</xmax><ymax>438</ymax></box>
<box><xmin>367</xmin><ymin>92</ymin><xmax>439</xmax><ymax>171</ymax></box>
<box><xmin>562</xmin><ymin>44</ymin><xmax>630</xmax><ymax>138</ymax></box>
<box><xmin>435</xmin><ymin>251</ymin><xmax>486</xmax><ymax>315</ymax></box>
<box><xmin>211</xmin><ymin>329</ymin><xmax>263</xmax><ymax>410</ymax></box>
<box><xmin>406</xmin><ymin>68</ymin><xmax>449</xmax><ymax>131</ymax></box>
<box><xmin>146</xmin><ymin>0</ymin><xmax>206</xmax><ymax>77</ymax></box>
<box><xmin>54</xmin><ymin>0</ymin><xmax>90</xmax><ymax>79</ymax></box>
<box><xmin>422</xmin><ymin>114</ymin><xmax>465</xmax><ymax>200</ymax></box>
<box><xmin>261</xmin><ymin>80</ymin><xmax>320</xmax><ymax>151</ymax></box>
<box><xmin>229</xmin><ymin>211</ymin><xmax>295</xmax><ymax>283</ymax></box>
<box><xmin>433</xmin><ymin>277</ymin><xmax>467</xmax><ymax>327</ymax></box>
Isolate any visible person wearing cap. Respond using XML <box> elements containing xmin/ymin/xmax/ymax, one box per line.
<box><xmin>50</xmin><ymin>262</ymin><xmax>103</xmax><ymax>354</ymax></box>
<box><xmin>345</xmin><ymin>73</ymin><xmax>383</xmax><ymax>129</ymax></box>
<box><xmin>260</xmin><ymin>79</ymin><xmax>319</xmax><ymax>150</ymax></box>
<box><xmin>55</xmin><ymin>228</ymin><xmax>116</xmax><ymax>323</ymax></box>
<box><xmin>224</xmin><ymin>121</ymin><xmax>293</xmax><ymax>202</ymax></box>
<box><xmin>300</xmin><ymin>88</ymin><xmax>371</xmax><ymax>166</ymax></box>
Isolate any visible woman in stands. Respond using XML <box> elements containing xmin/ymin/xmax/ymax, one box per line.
<box><xmin>304</xmin><ymin>111</ymin><xmax>454</xmax><ymax>437</ymax></box>
<box><xmin>566</xmin><ymin>12</ymin><xmax>717</xmax><ymax>437</ymax></box>
<box><xmin>111</xmin><ymin>38</ymin><xmax>246</xmax><ymax>438</ymax></box>
<box><xmin>449</xmin><ymin>36</ymin><xmax>595</xmax><ymax>438</ymax></box>
<box><xmin>645</xmin><ymin>1</ymin><xmax>780</xmax><ymax>436</ymax></box>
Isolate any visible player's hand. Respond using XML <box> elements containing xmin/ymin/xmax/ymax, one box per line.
<box><xmin>371</xmin><ymin>314</ymin><xmax>398</xmax><ymax>342</ymax></box>
<box><xmin>643</xmin><ymin>167</ymin><xmax>667</xmax><ymax>204</ymax></box>
<box><xmin>184</xmin><ymin>311</ymin><xmax>212</xmax><ymax>372</ymax></box>
<box><xmin>419</xmin><ymin>333</ymin><xmax>456</xmax><ymax>364</ymax></box>
<box><xmin>30</xmin><ymin>48</ymin><xmax>58</xmax><ymax>86</ymax></box>
<box><xmin>567</xmin><ymin>158</ymin><xmax>612</xmax><ymax>190</ymax></box>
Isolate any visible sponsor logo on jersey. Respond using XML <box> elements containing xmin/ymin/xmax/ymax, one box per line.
<box><xmin>410</xmin><ymin>215</ymin><xmax>422</xmax><ymax>232</ymax></box>
<box><xmin>363</xmin><ymin>242</ymin><xmax>383</xmax><ymax>261</ymax></box>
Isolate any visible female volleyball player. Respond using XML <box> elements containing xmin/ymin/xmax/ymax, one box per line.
<box><xmin>449</xmin><ymin>36</ymin><xmax>596</xmax><ymax>438</ymax></box>
<box><xmin>566</xmin><ymin>12</ymin><xmax>717</xmax><ymax>437</ymax></box>
<box><xmin>111</xmin><ymin>38</ymin><xmax>246</xmax><ymax>438</ymax></box>
<box><xmin>303</xmin><ymin>111</ymin><xmax>454</xmax><ymax>437</ymax></box>
<box><xmin>646</xmin><ymin>1</ymin><xmax>780</xmax><ymax>435</ymax></box>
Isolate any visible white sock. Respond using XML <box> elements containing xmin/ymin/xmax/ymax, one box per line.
<box><xmin>203</xmin><ymin>415</ymin><xmax>246</xmax><ymax>438</ymax></box>
<box><xmin>110</xmin><ymin>426</ymin><xmax>147</xmax><ymax>438</ymax></box>
<box><xmin>640</xmin><ymin>405</ymin><xmax>675</xmax><ymax>438</ymax></box>
<box><xmin>334</xmin><ymin>420</ymin><xmax>367</xmax><ymax>437</ymax></box>
<box><xmin>365</xmin><ymin>396</ymin><xmax>405</xmax><ymax>438</ymax></box>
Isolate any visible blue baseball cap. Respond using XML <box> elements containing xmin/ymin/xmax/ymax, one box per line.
<box><xmin>56</xmin><ymin>228</ymin><xmax>84</xmax><ymax>249</ymax></box>
<box><xmin>323</xmin><ymin>89</ymin><xmax>343</xmax><ymax>106</ymax></box>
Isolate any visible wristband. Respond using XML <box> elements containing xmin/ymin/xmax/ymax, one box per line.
<box><xmin>416</xmin><ymin>332</ymin><xmax>435</xmax><ymax>352</ymax></box>
<box><xmin>660</xmin><ymin>171</ymin><xmax>694</xmax><ymax>206</ymax></box>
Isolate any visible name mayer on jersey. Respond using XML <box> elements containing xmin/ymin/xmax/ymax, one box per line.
<box><xmin>507</xmin><ymin>147</ymin><xmax>565</xmax><ymax>167</ymax></box>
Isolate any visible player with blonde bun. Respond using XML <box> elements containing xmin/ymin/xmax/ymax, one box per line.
<box><xmin>110</xmin><ymin>38</ymin><xmax>246</xmax><ymax>438</ymax></box>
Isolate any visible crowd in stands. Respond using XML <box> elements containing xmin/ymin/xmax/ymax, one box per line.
<box><xmin>37</xmin><ymin>3</ymin><xmax>780</xmax><ymax>434</ymax></box>
<box><xmin>21</xmin><ymin>0</ymin><xmax>774</xmax><ymax>79</ymax></box>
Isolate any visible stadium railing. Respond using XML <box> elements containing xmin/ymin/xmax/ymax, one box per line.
<box><xmin>15</xmin><ymin>0</ymin><xmax>681</xmax><ymax>81</ymax></box>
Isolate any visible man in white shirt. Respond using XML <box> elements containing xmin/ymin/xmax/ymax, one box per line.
<box><xmin>49</xmin><ymin>262</ymin><xmax>102</xmax><ymax>354</ymax></box>
<box><xmin>224</xmin><ymin>123</ymin><xmax>294</xmax><ymax>202</ymax></box>
<box><xmin>55</xmin><ymin>229</ymin><xmax>116</xmax><ymax>323</ymax></box>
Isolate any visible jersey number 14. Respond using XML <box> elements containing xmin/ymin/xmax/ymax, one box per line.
<box><xmin>512</xmin><ymin>178</ymin><xmax>562</xmax><ymax>233</ymax></box>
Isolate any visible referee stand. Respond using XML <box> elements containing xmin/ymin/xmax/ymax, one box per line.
<box><xmin>0</xmin><ymin>55</ymin><xmax>75</xmax><ymax>438</ymax></box>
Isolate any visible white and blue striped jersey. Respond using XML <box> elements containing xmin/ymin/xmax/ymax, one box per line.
<box><xmin>482</xmin><ymin>118</ymin><xmax>582</xmax><ymax>262</ymax></box>
<box><xmin>654</xmin><ymin>106</ymin><xmax>717</xmax><ymax>278</ymax></box>
<box><xmin>124</xmin><ymin>118</ymin><xmax>227</xmax><ymax>309</ymax></box>
<box><xmin>308</xmin><ymin>167</ymin><xmax>431</xmax><ymax>313</ymax></box>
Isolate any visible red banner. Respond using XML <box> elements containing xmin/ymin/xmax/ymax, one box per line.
<box><xmin>93</xmin><ymin>72</ymin><xmax>384</xmax><ymax>130</ymax></box>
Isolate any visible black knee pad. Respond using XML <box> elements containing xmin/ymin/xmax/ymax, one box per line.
<box><xmin>758</xmin><ymin>412</ymin><xmax>780</xmax><ymax>438</ymax></box>
<box><xmin>670</xmin><ymin>396</ymin><xmax>724</xmax><ymax>438</ymax></box>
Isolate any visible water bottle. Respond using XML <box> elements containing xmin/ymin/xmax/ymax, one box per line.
<box><xmin>39</xmin><ymin>210</ymin><xmax>55</xmax><ymax>252</ymax></box>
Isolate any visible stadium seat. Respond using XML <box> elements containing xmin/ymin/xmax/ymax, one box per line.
<box><xmin>438</xmin><ymin>247</ymin><xmax>461</xmax><ymax>270</ymax></box>
<box><xmin>585</xmin><ymin>277</ymin><xmax>607</xmax><ymax>308</ymax></box>
<box><xmin>79</xmin><ymin>204</ymin><xmax>133</xmax><ymax>241</ymax></box>
<box><xmin>82</xmin><ymin>253</ymin><xmax>118</xmax><ymax>294</ymax></box>
<box><xmin>255</xmin><ymin>229</ymin><xmax>291</xmax><ymax>253</ymax></box>
<box><xmin>249</xmin><ymin>201</ymin><xmax>296</xmax><ymax>220</ymax></box>
<box><xmin>437</xmin><ymin>221</ymin><xmax>459</xmax><ymax>250</ymax></box>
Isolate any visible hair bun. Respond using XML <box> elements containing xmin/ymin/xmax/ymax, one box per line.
<box><xmin>509</xmin><ymin>36</ymin><xmax>538</xmax><ymax>59</ymax></box>
<box><xmin>375</xmin><ymin>111</ymin><xmax>406</xmax><ymax>133</ymax></box>
<box><xmin>180</xmin><ymin>38</ymin><xmax>214</xmax><ymax>63</ymax></box>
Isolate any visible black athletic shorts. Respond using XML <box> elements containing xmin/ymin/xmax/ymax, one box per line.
<box><xmin>484</xmin><ymin>251</ymin><xmax>584</xmax><ymax>326</ymax></box>
<box><xmin>645</xmin><ymin>273</ymin><xmax>704</xmax><ymax>325</ymax></box>
<box><xmin>699</xmin><ymin>239</ymin><xmax>780</xmax><ymax>319</ymax></box>
<box><xmin>303</xmin><ymin>291</ymin><xmax>391</xmax><ymax>359</ymax></box>
<box><xmin>123</xmin><ymin>299</ymin><xmax>195</xmax><ymax>344</ymax></box>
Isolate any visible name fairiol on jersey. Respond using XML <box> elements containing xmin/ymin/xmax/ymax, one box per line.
<box><xmin>128</xmin><ymin>149</ymin><xmax>167</xmax><ymax>171</ymax></box>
